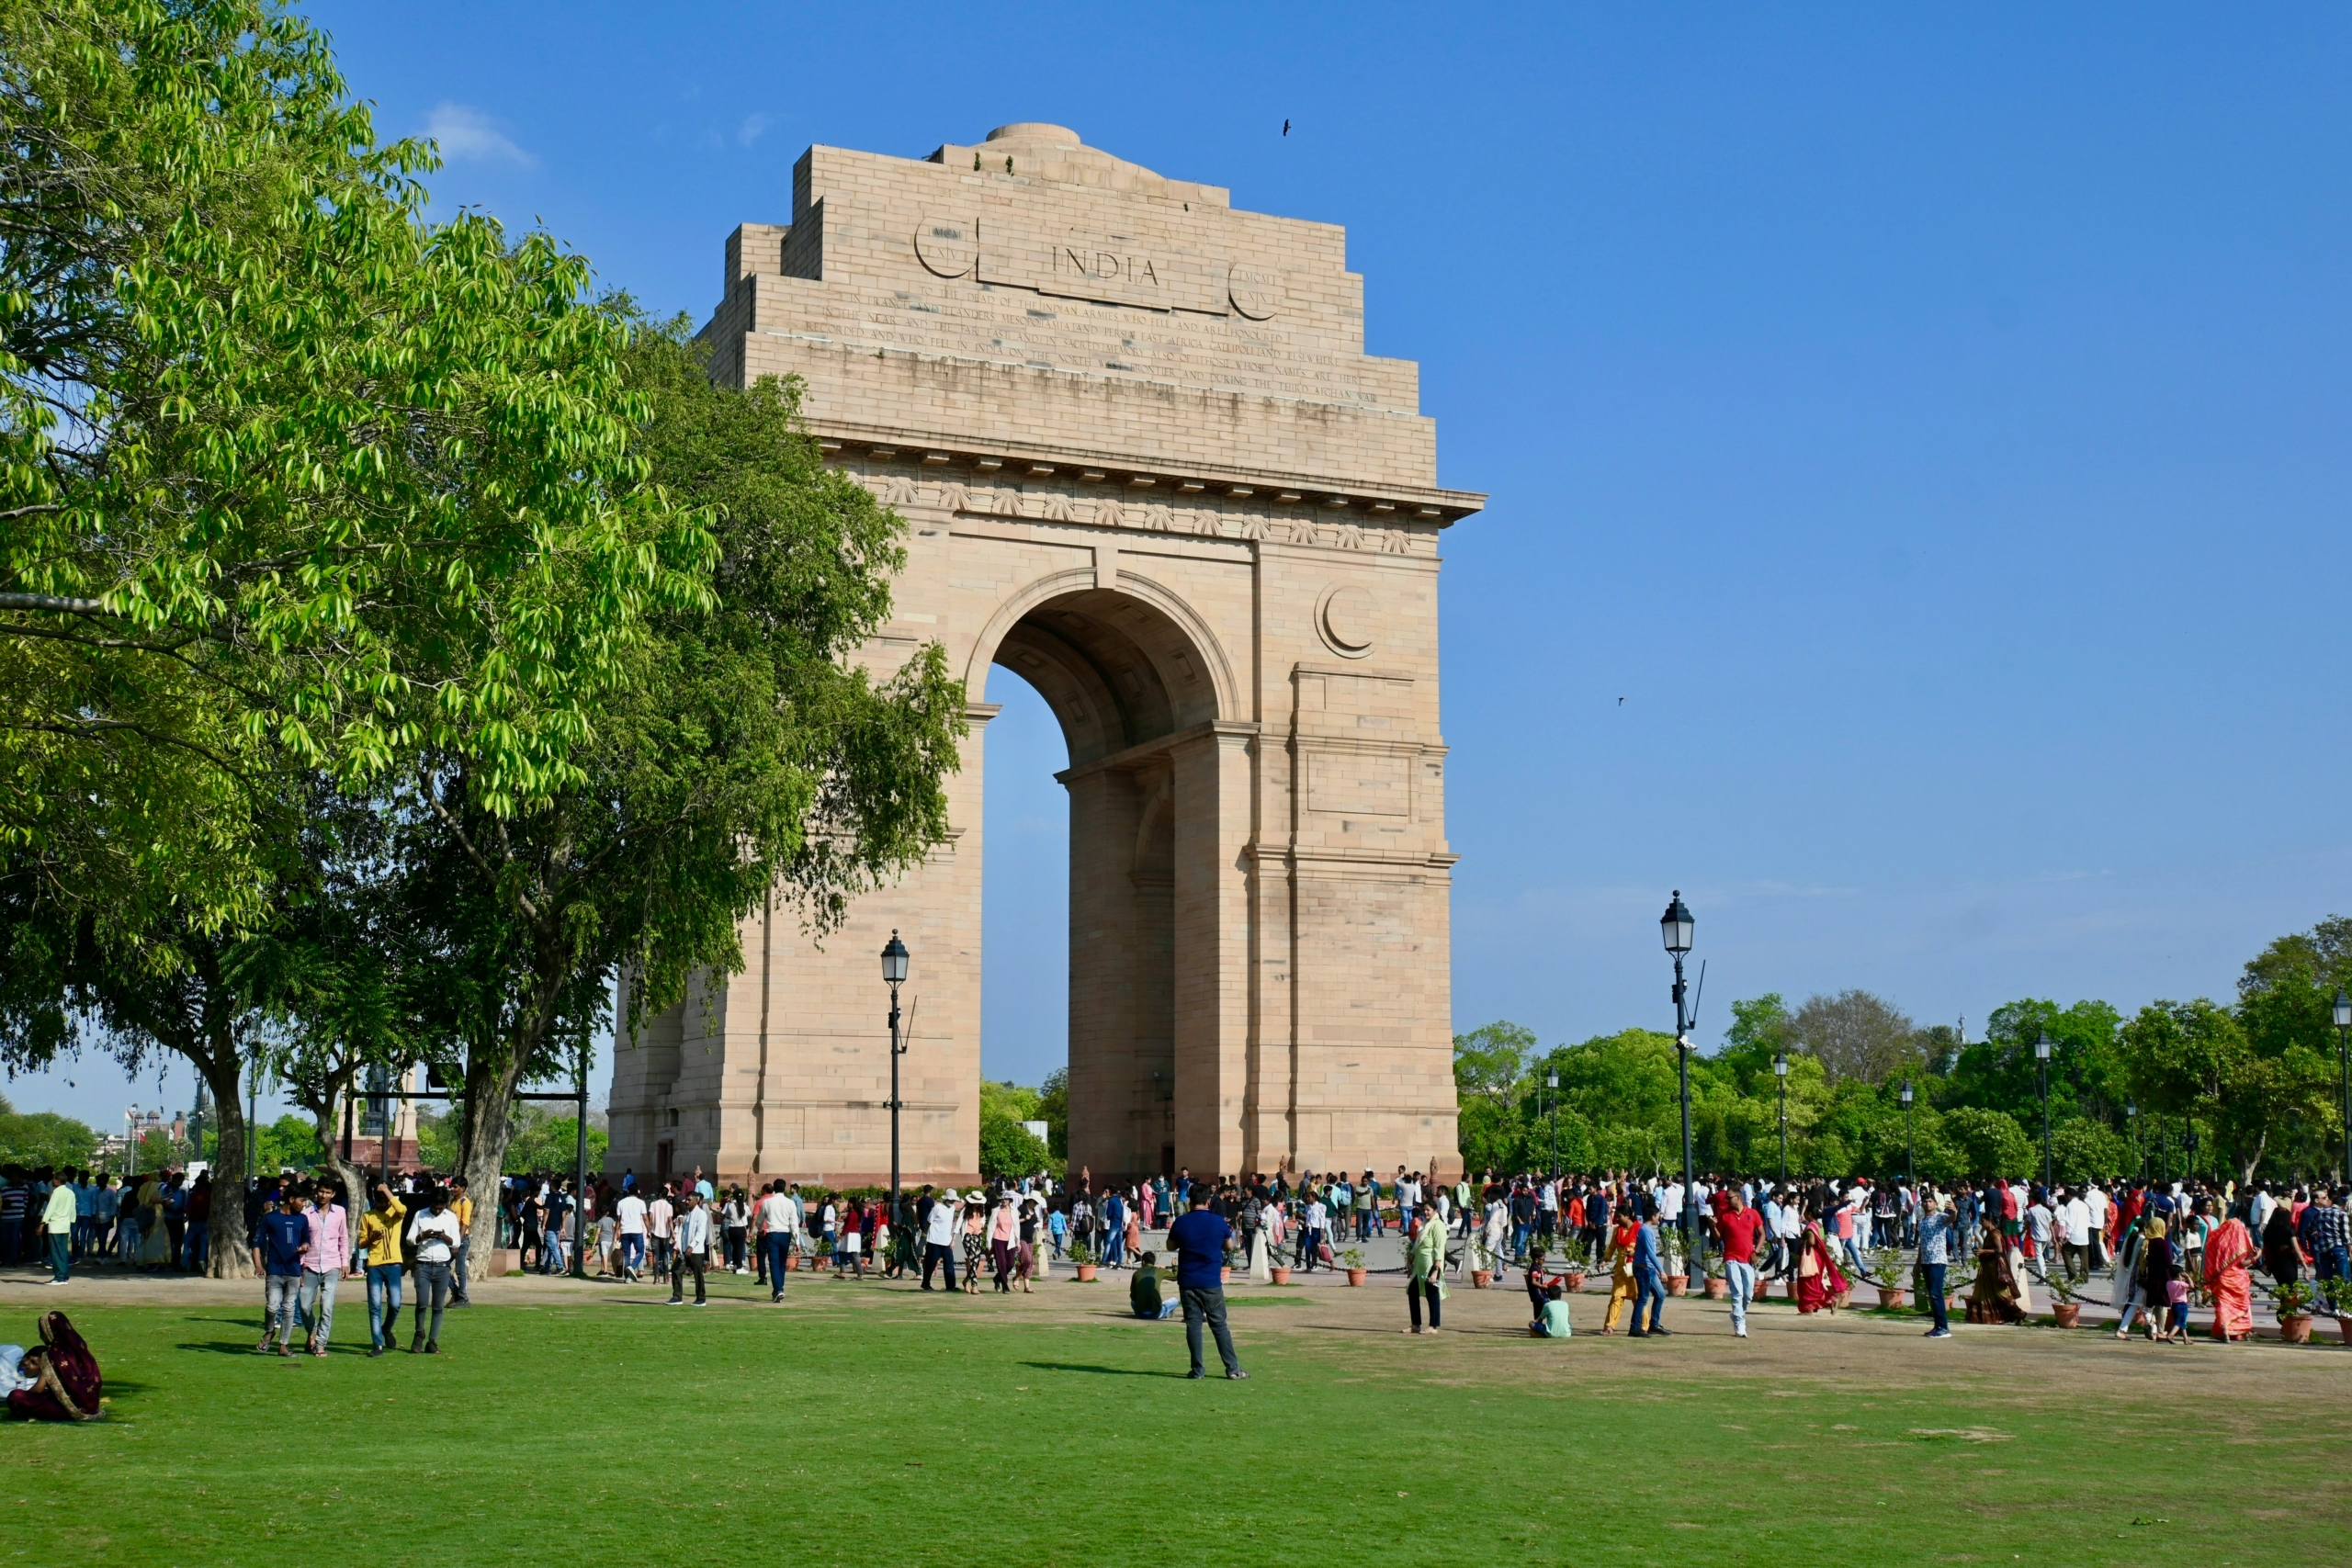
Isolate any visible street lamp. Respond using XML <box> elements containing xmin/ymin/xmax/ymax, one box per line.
<box><xmin>1773</xmin><ymin>1054</ymin><xmax>1789</xmax><ymax>1183</ymax></box>
<box><xmin>1900</xmin><ymin>1079</ymin><xmax>1915</xmax><ymax>1190</ymax></box>
<box><xmin>881</xmin><ymin>931</ymin><xmax>910</xmax><ymax>1206</ymax></box>
<box><xmin>2033</xmin><ymin>1031</ymin><xmax>2054</xmax><ymax>1191</ymax></box>
<box><xmin>1545</xmin><ymin>1070</ymin><xmax>1560</xmax><ymax>1180</ymax></box>
<box><xmin>2125</xmin><ymin>1101</ymin><xmax>2139</xmax><ymax>1180</ymax></box>
<box><xmin>2334</xmin><ymin>988</ymin><xmax>2351</xmax><ymax>1182</ymax></box>
<box><xmin>1660</xmin><ymin>891</ymin><xmax>1695</xmax><ymax>1256</ymax></box>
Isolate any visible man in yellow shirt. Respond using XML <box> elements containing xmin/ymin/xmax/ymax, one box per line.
<box><xmin>448</xmin><ymin>1179</ymin><xmax>476</xmax><ymax>1307</ymax></box>
<box><xmin>357</xmin><ymin>1184</ymin><xmax>406</xmax><ymax>1358</ymax></box>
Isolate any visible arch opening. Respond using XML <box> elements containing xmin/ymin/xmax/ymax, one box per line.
<box><xmin>985</xmin><ymin>586</ymin><xmax>1223</xmax><ymax>1182</ymax></box>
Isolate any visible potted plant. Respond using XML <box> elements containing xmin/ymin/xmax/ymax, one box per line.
<box><xmin>1862</xmin><ymin>1246</ymin><xmax>1907</xmax><ymax>1310</ymax></box>
<box><xmin>1558</xmin><ymin>1236</ymin><xmax>1589</xmax><ymax>1293</ymax></box>
<box><xmin>1662</xmin><ymin>1237</ymin><xmax>1688</xmax><ymax>1297</ymax></box>
<box><xmin>2271</xmin><ymin>1279</ymin><xmax>2318</xmax><ymax>1344</ymax></box>
<box><xmin>2041</xmin><ymin>1266</ymin><xmax>2086</xmax><ymax>1329</ymax></box>
<box><xmin>815</xmin><ymin>1235</ymin><xmax>835</xmax><ymax>1275</ymax></box>
<box><xmin>1702</xmin><ymin>1257</ymin><xmax>1729</xmax><ymax>1300</ymax></box>
<box><xmin>1270</xmin><ymin>1261</ymin><xmax>1293</xmax><ymax>1286</ymax></box>
<box><xmin>2325</xmin><ymin>1280</ymin><xmax>2352</xmax><ymax>1345</ymax></box>
<box><xmin>1340</xmin><ymin>1246</ymin><xmax>1367</xmax><ymax>1287</ymax></box>
<box><xmin>1070</xmin><ymin>1239</ymin><xmax>1097</xmax><ymax>1282</ymax></box>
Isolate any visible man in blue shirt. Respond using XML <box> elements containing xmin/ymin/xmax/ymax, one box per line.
<box><xmin>1165</xmin><ymin>1189</ymin><xmax>1248</xmax><ymax>1379</ymax></box>
<box><xmin>1630</xmin><ymin>1200</ymin><xmax>1668</xmax><ymax>1337</ymax></box>
<box><xmin>252</xmin><ymin>1189</ymin><xmax>311</xmax><ymax>1358</ymax></box>
<box><xmin>1917</xmin><ymin>1191</ymin><xmax>1958</xmax><ymax>1338</ymax></box>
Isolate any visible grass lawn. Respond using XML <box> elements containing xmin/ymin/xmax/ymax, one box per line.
<box><xmin>4</xmin><ymin>1265</ymin><xmax>2347</xmax><ymax>1566</ymax></box>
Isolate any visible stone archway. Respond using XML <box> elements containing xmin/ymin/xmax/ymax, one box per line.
<box><xmin>605</xmin><ymin>123</ymin><xmax>1479</xmax><ymax>1189</ymax></box>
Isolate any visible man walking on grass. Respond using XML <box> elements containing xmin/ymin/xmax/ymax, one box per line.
<box><xmin>668</xmin><ymin>1190</ymin><xmax>712</xmax><ymax>1306</ymax></box>
<box><xmin>1166</xmin><ymin>1188</ymin><xmax>1247</xmax><ymax>1380</ymax></box>
<box><xmin>757</xmin><ymin>1180</ymin><xmax>797</xmax><ymax>1303</ymax></box>
<box><xmin>254</xmin><ymin>1189</ymin><xmax>309</xmax><ymax>1355</ymax></box>
<box><xmin>1714</xmin><ymin>1187</ymin><xmax>1764</xmax><ymax>1338</ymax></box>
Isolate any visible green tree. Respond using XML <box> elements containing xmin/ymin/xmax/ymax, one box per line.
<box><xmin>503</xmin><ymin>1109</ymin><xmax>607</xmax><ymax>1177</ymax></box>
<box><xmin>1939</xmin><ymin>1105</ymin><xmax>2035</xmax><ymax>1178</ymax></box>
<box><xmin>0</xmin><ymin>1095</ymin><xmax>96</xmax><ymax>1168</ymax></box>
<box><xmin>428</xmin><ymin>326</ymin><xmax>962</xmax><ymax>1269</ymax></box>
<box><xmin>0</xmin><ymin>3</ymin><xmax>715</xmax><ymax>1274</ymax></box>
<box><xmin>1034</xmin><ymin>1068</ymin><xmax>1069</xmax><ymax>1160</ymax></box>
<box><xmin>978</xmin><ymin>1112</ymin><xmax>1050</xmax><ymax>1181</ymax></box>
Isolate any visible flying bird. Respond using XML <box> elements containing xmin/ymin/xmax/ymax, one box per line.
<box><xmin>1283</xmin><ymin>119</ymin><xmax>1290</xmax><ymax>136</ymax></box>
<box><xmin>1618</xmin><ymin>696</ymin><xmax>1625</xmax><ymax>705</ymax></box>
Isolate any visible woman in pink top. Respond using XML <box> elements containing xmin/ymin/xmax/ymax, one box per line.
<box><xmin>988</xmin><ymin>1192</ymin><xmax>1020</xmax><ymax>1293</ymax></box>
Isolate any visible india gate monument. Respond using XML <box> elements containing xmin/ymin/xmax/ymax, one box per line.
<box><xmin>607</xmin><ymin>124</ymin><xmax>1482</xmax><ymax>1189</ymax></box>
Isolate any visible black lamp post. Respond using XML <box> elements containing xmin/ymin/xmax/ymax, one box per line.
<box><xmin>2033</xmin><ymin>1031</ymin><xmax>2054</xmax><ymax>1191</ymax></box>
<box><xmin>881</xmin><ymin>931</ymin><xmax>910</xmax><ymax>1205</ymax></box>
<box><xmin>2334</xmin><ymin>988</ymin><xmax>2351</xmax><ymax>1182</ymax></box>
<box><xmin>1660</xmin><ymin>891</ymin><xmax>1695</xmax><ymax>1255</ymax></box>
<box><xmin>2126</xmin><ymin>1101</ymin><xmax>2139</xmax><ymax>1181</ymax></box>
<box><xmin>1545</xmin><ymin>1070</ymin><xmax>1560</xmax><ymax>1180</ymax></box>
<box><xmin>1773</xmin><ymin>1054</ymin><xmax>1789</xmax><ymax>1183</ymax></box>
<box><xmin>1900</xmin><ymin>1079</ymin><xmax>1915</xmax><ymax>1190</ymax></box>
<box><xmin>2184</xmin><ymin>1126</ymin><xmax>2199</xmax><ymax>1182</ymax></box>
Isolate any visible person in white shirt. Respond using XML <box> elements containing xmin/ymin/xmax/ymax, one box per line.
<box><xmin>649</xmin><ymin>1190</ymin><xmax>675</xmax><ymax>1275</ymax></box>
<box><xmin>922</xmin><ymin>1186</ymin><xmax>959</xmax><ymax>1290</ymax></box>
<box><xmin>616</xmin><ymin>1190</ymin><xmax>649</xmax><ymax>1280</ymax></box>
<box><xmin>2060</xmin><ymin>1189</ymin><xmax>2093</xmax><ymax>1280</ymax></box>
<box><xmin>756</xmin><ymin>1180</ymin><xmax>797</xmax><ymax>1303</ymax></box>
<box><xmin>2085</xmin><ymin>1184</ymin><xmax>2111</xmax><ymax>1269</ymax></box>
<box><xmin>666</xmin><ymin>1191</ymin><xmax>713</xmax><ymax>1306</ymax></box>
<box><xmin>404</xmin><ymin>1190</ymin><xmax>464</xmax><ymax>1355</ymax></box>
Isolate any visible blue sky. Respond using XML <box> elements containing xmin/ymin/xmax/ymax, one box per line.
<box><xmin>16</xmin><ymin>4</ymin><xmax>2352</xmax><ymax>1122</ymax></box>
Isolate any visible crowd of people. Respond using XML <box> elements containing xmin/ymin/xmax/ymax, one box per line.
<box><xmin>5</xmin><ymin>1156</ymin><xmax>2346</xmax><ymax>1413</ymax></box>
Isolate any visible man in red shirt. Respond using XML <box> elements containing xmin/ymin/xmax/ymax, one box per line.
<box><xmin>1713</xmin><ymin>1188</ymin><xmax>1766</xmax><ymax>1339</ymax></box>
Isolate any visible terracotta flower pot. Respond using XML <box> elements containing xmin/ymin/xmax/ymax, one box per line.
<box><xmin>1702</xmin><ymin>1277</ymin><xmax>1728</xmax><ymax>1300</ymax></box>
<box><xmin>2052</xmin><ymin>1302</ymin><xmax>2081</xmax><ymax>1328</ymax></box>
<box><xmin>1270</xmin><ymin>1267</ymin><xmax>1292</xmax><ymax>1285</ymax></box>
<box><xmin>2278</xmin><ymin>1313</ymin><xmax>2313</xmax><ymax>1345</ymax></box>
<box><xmin>1665</xmin><ymin>1275</ymin><xmax>1688</xmax><ymax>1297</ymax></box>
<box><xmin>1075</xmin><ymin>1263</ymin><xmax>1098</xmax><ymax>1281</ymax></box>
<box><xmin>1345</xmin><ymin>1268</ymin><xmax>1367</xmax><ymax>1287</ymax></box>
<box><xmin>2337</xmin><ymin>1315</ymin><xmax>2352</xmax><ymax>1346</ymax></box>
<box><xmin>1876</xmin><ymin>1286</ymin><xmax>1907</xmax><ymax>1310</ymax></box>
<box><xmin>1472</xmin><ymin>1269</ymin><xmax>1493</xmax><ymax>1289</ymax></box>
<box><xmin>1221</xmin><ymin>1266</ymin><xmax>1231</xmax><ymax>1283</ymax></box>
<box><xmin>1564</xmin><ymin>1272</ymin><xmax>1586</xmax><ymax>1293</ymax></box>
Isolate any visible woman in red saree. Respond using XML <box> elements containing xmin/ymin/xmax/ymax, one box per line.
<box><xmin>1795</xmin><ymin>1213</ymin><xmax>1849</xmax><ymax>1314</ymax></box>
<box><xmin>2203</xmin><ymin>1201</ymin><xmax>2256</xmax><ymax>1342</ymax></box>
<box><xmin>7</xmin><ymin>1312</ymin><xmax>100</xmax><ymax>1422</ymax></box>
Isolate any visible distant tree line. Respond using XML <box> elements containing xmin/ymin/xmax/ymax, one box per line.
<box><xmin>1458</xmin><ymin>918</ymin><xmax>2351</xmax><ymax>1185</ymax></box>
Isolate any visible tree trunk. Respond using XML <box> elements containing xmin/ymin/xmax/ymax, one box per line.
<box><xmin>199</xmin><ymin>1052</ymin><xmax>254</xmax><ymax>1280</ymax></box>
<box><xmin>455</xmin><ymin>1043</ymin><xmax>532</xmax><ymax>1280</ymax></box>
<box><xmin>303</xmin><ymin>1069</ymin><xmax>368</xmax><ymax>1218</ymax></box>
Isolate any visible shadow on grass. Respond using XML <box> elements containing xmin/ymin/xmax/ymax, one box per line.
<box><xmin>1020</xmin><ymin>1360</ymin><xmax>1187</xmax><ymax>1379</ymax></box>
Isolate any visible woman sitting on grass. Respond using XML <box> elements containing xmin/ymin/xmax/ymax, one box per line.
<box><xmin>5</xmin><ymin>1312</ymin><xmax>100</xmax><ymax>1422</ymax></box>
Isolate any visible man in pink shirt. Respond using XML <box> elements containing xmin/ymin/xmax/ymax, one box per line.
<box><xmin>300</xmin><ymin>1180</ymin><xmax>352</xmax><ymax>1357</ymax></box>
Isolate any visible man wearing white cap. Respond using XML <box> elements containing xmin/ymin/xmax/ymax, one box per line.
<box><xmin>922</xmin><ymin>1186</ymin><xmax>959</xmax><ymax>1291</ymax></box>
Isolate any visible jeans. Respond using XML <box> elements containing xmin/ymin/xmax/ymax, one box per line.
<box><xmin>118</xmin><ymin>1215</ymin><xmax>141</xmax><ymax>1262</ymax></box>
<box><xmin>621</xmin><ymin>1233</ymin><xmax>646</xmax><ymax>1277</ymax></box>
<box><xmin>1634</xmin><ymin>1267</ymin><xmax>1665</xmax><ymax>1332</ymax></box>
<box><xmin>454</xmin><ymin>1238</ymin><xmax>473</xmax><ymax>1298</ymax></box>
<box><xmin>298</xmin><ymin>1269</ymin><xmax>339</xmax><ymax>1343</ymax></box>
<box><xmin>367</xmin><ymin>1261</ymin><xmax>405</xmax><ymax>1347</ymax></box>
<box><xmin>1181</xmin><ymin>1284</ymin><xmax>1242</xmax><ymax>1376</ymax></box>
<box><xmin>762</xmin><ymin>1234</ymin><xmax>794</xmax><ymax>1299</ymax></box>
<box><xmin>1299</xmin><ymin>1230</ymin><xmax>1324</xmax><ymax>1271</ymax></box>
<box><xmin>922</xmin><ymin>1241</ymin><xmax>956</xmax><ymax>1290</ymax></box>
<box><xmin>1100</xmin><ymin>1229</ymin><xmax>1124</xmax><ymax>1269</ymax></box>
<box><xmin>1408</xmin><ymin>1276</ymin><xmax>1442</xmax><ymax>1329</ymax></box>
<box><xmin>264</xmin><ymin>1273</ymin><xmax>301</xmax><ymax>1341</ymax></box>
<box><xmin>1725</xmin><ymin>1258</ymin><xmax>1757</xmax><ymax>1332</ymax></box>
<box><xmin>0</xmin><ymin>1218</ymin><xmax>17</xmax><ymax>1266</ymax></box>
<box><xmin>539</xmin><ymin>1230</ymin><xmax>562</xmax><ymax>1276</ymax></box>
<box><xmin>2317</xmin><ymin>1246</ymin><xmax>2350</xmax><ymax>1283</ymax></box>
<box><xmin>669</xmin><ymin>1247</ymin><xmax>707</xmax><ymax>1303</ymax></box>
<box><xmin>1926</xmin><ymin>1262</ymin><xmax>1949</xmax><ymax>1332</ymax></box>
<box><xmin>414</xmin><ymin>1260</ymin><xmax>453</xmax><ymax>1344</ymax></box>
<box><xmin>46</xmin><ymin>1231</ymin><xmax>70</xmax><ymax>1282</ymax></box>
<box><xmin>1512</xmin><ymin>1222</ymin><xmax>1533</xmax><ymax>1260</ymax></box>
<box><xmin>182</xmin><ymin>1221</ymin><xmax>209</xmax><ymax>1273</ymax></box>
